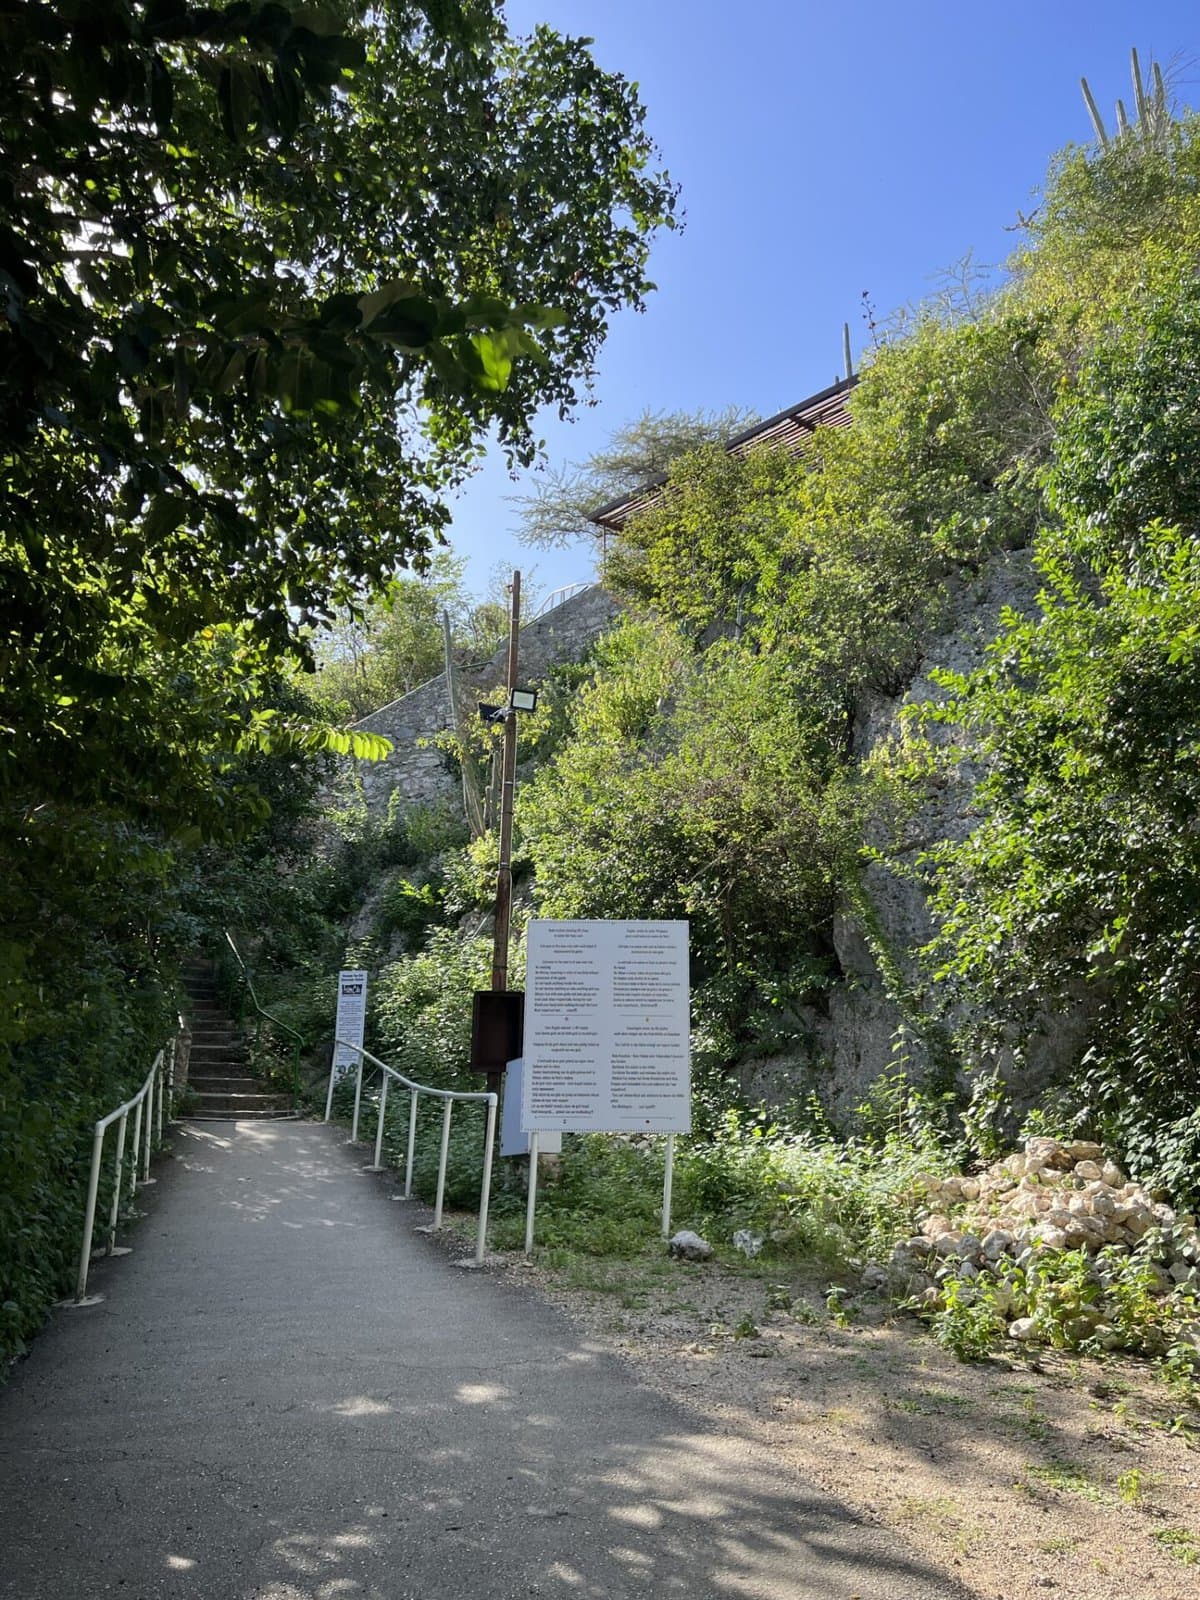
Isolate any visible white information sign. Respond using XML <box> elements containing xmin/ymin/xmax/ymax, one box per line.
<box><xmin>522</xmin><ymin>920</ymin><xmax>691</xmax><ymax>1134</ymax></box>
<box><xmin>332</xmin><ymin>968</ymin><xmax>368</xmax><ymax>1078</ymax></box>
<box><xmin>500</xmin><ymin>1060</ymin><xmax>562</xmax><ymax>1158</ymax></box>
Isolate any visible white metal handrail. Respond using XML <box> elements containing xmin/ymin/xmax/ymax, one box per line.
<box><xmin>532</xmin><ymin>581</ymin><xmax>591</xmax><ymax>619</ymax></box>
<box><xmin>323</xmin><ymin>1038</ymin><xmax>498</xmax><ymax>1266</ymax></box>
<box><xmin>71</xmin><ymin>1038</ymin><xmax>175</xmax><ymax>1305</ymax></box>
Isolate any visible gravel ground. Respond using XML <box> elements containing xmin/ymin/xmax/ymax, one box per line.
<box><xmin>494</xmin><ymin>1249</ymin><xmax>1200</xmax><ymax>1600</ymax></box>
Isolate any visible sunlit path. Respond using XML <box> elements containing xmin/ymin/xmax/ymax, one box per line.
<box><xmin>0</xmin><ymin>1121</ymin><xmax>967</xmax><ymax>1599</ymax></box>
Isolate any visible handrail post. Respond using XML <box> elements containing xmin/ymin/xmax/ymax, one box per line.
<box><xmin>432</xmin><ymin>1099</ymin><xmax>453</xmax><ymax>1229</ymax></box>
<box><xmin>404</xmin><ymin>1090</ymin><xmax>418</xmax><ymax>1197</ymax></box>
<box><xmin>369</xmin><ymin>1073</ymin><xmax>390</xmax><ymax>1171</ymax></box>
<box><xmin>142</xmin><ymin>1069</ymin><xmax>154</xmax><ymax>1181</ymax></box>
<box><xmin>129</xmin><ymin>1096</ymin><xmax>143</xmax><ymax>1201</ymax></box>
<box><xmin>662</xmin><ymin>1133</ymin><xmax>675</xmax><ymax>1239</ymax></box>
<box><xmin>108</xmin><ymin>1112</ymin><xmax>129</xmax><ymax>1254</ymax></box>
<box><xmin>75</xmin><ymin>1123</ymin><xmax>106</xmax><ymax>1301</ymax></box>
<box><xmin>323</xmin><ymin>1051</ymin><xmax>337</xmax><ymax>1123</ymax></box>
<box><xmin>350</xmin><ymin>1049</ymin><xmax>365</xmax><ymax>1143</ymax></box>
<box><xmin>475</xmin><ymin>1094</ymin><xmax>498</xmax><ymax>1266</ymax></box>
<box><xmin>524</xmin><ymin>1131</ymin><xmax>540</xmax><ymax>1255</ymax></box>
<box><xmin>156</xmin><ymin>1049</ymin><xmax>166</xmax><ymax>1142</ymax></box>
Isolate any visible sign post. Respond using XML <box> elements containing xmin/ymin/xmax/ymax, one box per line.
<box><xmin>323</xmin><ymin>968</ymin><xmax>368</xmax><ymax>1126</ymax></box>
<box><xmin>499</xmin><ymin>1060</ymin><xmax>561</xmax><ymax>1159</ymax></box>
<box><xmin>491</xmin><ymin>572</ymin><xmax>521</xmax><ymax>1001</ymax></box>
<box><xmin>521</xmin><ymin>919</ymin><xmax>690</xmax><ymax>1251</ymax></box>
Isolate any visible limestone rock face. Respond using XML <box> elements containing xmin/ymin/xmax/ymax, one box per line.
<box><xmin>813</xmin><ymin>551</ymin><xmax>1096</xmax><ymax>1118</ymax></box>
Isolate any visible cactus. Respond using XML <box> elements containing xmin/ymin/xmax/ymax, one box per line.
<box><xmin>1080</xmin><ymin>76</ymin><xmax>1108</xmax><ymax>145</ymax></box>
<box><xmin>1130</xmin><ymin>47</ymin><xmax>1150</xmax><ymax>130</ymax></box>
<box><xmin>1080</xmin><ymin>51</ymin><xmax>1174</xmax><ymax>153</ymax></box>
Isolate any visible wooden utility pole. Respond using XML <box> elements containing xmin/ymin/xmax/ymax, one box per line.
<box><xmin>442</xmin><ymin>608</ymin><xmax>485</xmax><ymax>838</ymax></box>
<box><xmin>491</xmin><ymin>571</ymin><xmax>521</xmax><ymax>993</ymax></box>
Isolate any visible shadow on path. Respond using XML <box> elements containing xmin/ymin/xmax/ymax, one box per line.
<box><xmin>0</xmin><ymin>1120</ymin><xmax>972</xmax><ymax>1600</ymax></box>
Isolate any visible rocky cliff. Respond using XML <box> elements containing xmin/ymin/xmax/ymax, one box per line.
<box><xmin>744</xmin><ymin>548</ymin><xmax>1087</xmax><ymax>1119</ymax></box>
<box><xmin>347</xmin><ymin>559</ymin><xmax>1069</xmax><ymax>1121</ymax></box>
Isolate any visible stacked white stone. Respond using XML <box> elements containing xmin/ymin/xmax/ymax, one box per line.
<box><xmin>875</xmin><ymin>1136</ymin><xmax>1200</xmax><ymax>1350</ymax></box>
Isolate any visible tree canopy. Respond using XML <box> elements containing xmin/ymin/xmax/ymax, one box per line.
<box><xmin>2</xmin><ymin>2</ymin><xmax>679</xmax><ymax>632</ymax></box>
<box><xmin>1</xmin><ymin>0</ymin><xmax>678</xmax><ymax>969</ymax></box>
<box><xmin>512</xmin><ymin>406</ymin><xmax>754</xmax><ymax>552</ymax></box>
<box><xmin>307</xmin><ymin>554</ymin><xmax>540</xmax><ymax>723</ymax></box>
<box><xmin>0</xmin><ymin>0</ymin><xmax>680</xmax><ymax>1355</ymax></box>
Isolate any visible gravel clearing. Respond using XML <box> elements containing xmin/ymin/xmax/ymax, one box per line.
<box><xmin>499</xmin><ymin>1249</ymin><xmax>1200</xmax><ymax>1600</ymax></box>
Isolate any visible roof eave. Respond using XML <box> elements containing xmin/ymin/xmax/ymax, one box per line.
<box><xmin>588</xmin><ymin>374</ymin><xmax>857</xmax><ymax>533</ymax></box>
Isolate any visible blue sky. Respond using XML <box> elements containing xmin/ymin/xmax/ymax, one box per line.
<box><xmin>444</xmin><ymin>2</ymin><xmax>1198</xmax><ymax>601</ymax></box>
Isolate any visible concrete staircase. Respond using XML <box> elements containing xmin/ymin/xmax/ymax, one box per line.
<box><xmin>181</xmin><ymin>958</ymin><xmax>293</xmax><ymax>1120</ymax></box>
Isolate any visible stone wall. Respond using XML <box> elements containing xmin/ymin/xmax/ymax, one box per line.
<box><xmin>350</xmin><ymin>583</ymin><xmax>622</xmax><ymax>816</ymax></box>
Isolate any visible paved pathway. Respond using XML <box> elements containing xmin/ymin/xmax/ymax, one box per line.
<box><xmin>0</xmin><ymin>1120</ymin><xmax>967</xmax><ymax>1599</ymax></box>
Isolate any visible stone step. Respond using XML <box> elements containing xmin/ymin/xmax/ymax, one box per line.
<box><xmin>181</xmin><ymin>953</ymin><xmax>292</xmax><ymax>1118</ymax></box>
<box><xmin>190</xmin><ymin>1092</ymin><xmax>293</xmax><ymax>1115</ymax></box>
<box><xmin>189</xmin><ymin>1115</ymin><xmax>297</xmax><ymax>1123</ymax></box>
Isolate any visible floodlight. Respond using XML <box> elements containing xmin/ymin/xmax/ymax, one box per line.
<box><xmin>510</xmin><ymin>688</ymin><xmax>538</xmax><ymax>713</ymax></box>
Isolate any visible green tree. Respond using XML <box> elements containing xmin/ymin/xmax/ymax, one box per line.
<box><xmin>513</xmin><ymin>406</ymin><xmax>754</xmax><ymax>554</ymax></box>
<box><xmin>1</xmin><ymin>0</ymin><xmax>677</xmax><ymax>977</ymax></box>
<box><xmin>307</xmin><ymin>556</ymin><xmax>543</xmax><ymax>722</ymax></box>
<box><xmin>924</xmin><ymin>520</ymin><xmax>1200</xmax><ymax>1198</ymax></box>
<box><xmin>605</xmin><ymin>441</ymin><xmax>799</xmax><ymax>635</ymax></box>
<box><xmin>2</xmin><ymin>3</ymin><xmax>679</xmax><ymax>638</ymax></box>
<box><xmin>519</xmin><ymin>619</ymin><xmax>853</xmax><ymax>977</ymax></box>
<box><xmin>0</xmin><ymin>0</ymin><xmax>678</xmax><ymax>1355</ymax></box>
<box><xmin>922</xmin><ymin>274</ymin><xmax>1200</xmax><ymax>1199</ymax></box>
<box><xmin>308</xmin><ymin>555</ymin><xmax>469</xmax><ymax>722</ymax></box>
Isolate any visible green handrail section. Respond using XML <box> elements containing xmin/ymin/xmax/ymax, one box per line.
<box><xmin>222</xmin><ymin>930</ymin><xmax>305</xmax><ymax>1107</ymax></box>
